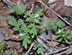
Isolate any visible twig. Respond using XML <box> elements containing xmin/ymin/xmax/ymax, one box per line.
<box><xmin>48</xmin><ymin>46</ymin><xmax>69</xmax><ymax>54</ymax></box>
<box><xmin>55</xmin><ymin>50</ymin><xmax>68</xmax><ymax>55</ymax></box>
<box><xmin>36</xmin><ymin>37</ymin><xmax>54</xmax><ymax>53</ymax></box>
<box><xmin>3</xmin><ymin>0</ymin><xmax>14</xmax><ymax>8</ymax></box>
<box><xmin>30</xmin><ymin>0</ymin><xmax>35</xmax><ymax>13</ymax></box>
<box><xmin>24</xmin><ymin>42</ymin><xmax>35</xmax><ymax>55</ymax></box>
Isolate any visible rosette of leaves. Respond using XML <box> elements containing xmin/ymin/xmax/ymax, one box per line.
<box><xmin>56</xmin><ymin>29</ymin><xmax>72</xmax><ymax>44</ymax></box>
<box><xmin>8</xmin><ymin>4</ymin><xmax>44</xmax><ymax>54</ymax></box>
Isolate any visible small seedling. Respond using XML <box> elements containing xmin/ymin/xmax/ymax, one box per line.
<box><xmin>56</xmin><ymin>29</ymin><xmax>72</xmax><ymax>44</ymax></box>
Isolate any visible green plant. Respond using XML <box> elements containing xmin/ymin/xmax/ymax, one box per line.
<box><xmin>33</xmin><ymin>44</ymin><xmax>45</xmax><ymax>54</ymax></box>
<box><xmin>0</xmin><ymin>41</ymin><xmax>7</xmax><ymax>51</ymax></box>
<box><xmin>45</xmin><ymin>18</ymin><xmax>66</xmax><ymax>31</ymax></box>
<box><xmin>45</xmin><ymin>18</ymin><xmax>72</xmax><ymax>44</ymax></box>
<box><xmin>8</xmin><ymin>4</ymin><xmax>44</xmax><ymax>54</ymax></box>
<box><xmin>56</xmin><ymin>29</ymin><xmax>72</xmax><ymax>44</ymax></box>
<box><xmin>5</xmin><ymin>50</ymin><xmax>18</xmax><ymax>55</ymax></box>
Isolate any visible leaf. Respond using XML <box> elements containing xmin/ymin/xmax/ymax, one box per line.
<box><xmin>56</xmin><ymin>20</ymin><xmax>65</xmax><ymax>28</ymax></box>
<box><xmin>13</xmin><ymin>51</ymin><xmax>18</xmax><ymax>55</ymax></box>
<box><xmin>36</xmin><ymin>25</ymin><xmax>42</xmax><ymax>29</ymax></box>
<box><xmin>51</xmin><ymin>18</ymin><xmax>56</xmax><ymax>25</ymax></box>
<box><xmin>66</xmin><ymin>30</ymin><xmax>70</xmax><ymax>35</ymax></box>
<box><xmin>5</xmin><ymin>51</ymin><xmax>11</xmax><ymax>55</ymax></box>
<box><xmin>11</xmin><ymin>6</ymin><xmax>23</xmax><ymax>14</ymax></box>
<box><xmin>34</xmin><ymin>14</ymin><xmax>39</xmax><ymax>18</ymax></box>
<box><xmin>12</xmin><ymin>19</ymin><xmax>23</xmax><ymax>31</ymax></box>
<box><xmin>34</xmin><ymin>19</ymin><xmax>40</xmax><ymax>23</ymax></box>
<box><xmin>0</xmin><ymin>41</ymin><xmax>7</xmax><ymax>51</ymax></box>
<box><xmin>33</xmin><ymin>45</ymin><xmax>38</xmax><ymax>50</ymax></box>
<box><xmin>8</xmin><ymin>16</ymin><xmax>17</xmax><ymax>26</ymax></box>
<box><xmin>13</xmin><ymin>26</ymin><xmax>19</xmax><ymax>31</ymax></box>
<box><xmin>26</xmin><ymin>18</ymin><xmax>31</xmax><ymax>22</ymax></box>
<box><xmin>28</xmin><ymin>24</ymin><xmax>39</xmax><ymax>38</ymax></box>
<box><xmin>30</xmin><ymin>27</ymin><xmax>37</xmax><ymax>37</ymax></box>
<box><xmin>17</xmin><ymin>19</ymin><xmax>23</xmax><ymax>26</ymax></box>
<box><xmin>29</xmin><ymin>52</ymin><xmax>33</xmax><ymax>55</ymax></box>
<box><xmin>45</xmin><ymin>22</ymin><xmax>49</xmax><ymax>30</ymax></box>
<box><xmin>64</xmin><ymin>37</ymin><xmax>69</xmax><ymax>43</ymax></box>
<box><xmin>57</xmin><ymin>35</ymin><xmax>62</xmax><ymax>38</ymax></box>
<box><xmin>52</xmin><ymin>25</ymin><xmax>57</xmax><ymax>30</ymax></box>
<box><xmin>69</xmin><ymin>31</ymin><xmax>72</xmax><ymax>37</ymax></box>
<box><xmin>35</xmin><ymin>9</ymin><xmax>43</xmax><ymax>16</ymax></box>
<box><xmin>58</xmin><ymin>38</ymin><xmax>63</xmax><ymax>42</ymax></box>
<box><xmin>21</xmin><ymin>25</ymin><xmax>30</xmax><ymax>33</ymax></box>
<box><xmin>22</xmin><ymin>36</ymin><xmax>31</xmax><ymax>49</ymax></box>
<box><xmin>51</xmin><ymin>18</ymin><xmax>57</xmax><ymax>30</ymax></box>
<box><xmin>28</xmin><ymin>24</ymin><xmax>34</xmax><ymax>28</ymax></box>
<box><xmin>20</xmin><ymin>4</ymin><xmax>26</xmax><ymax>12</ymax></box>
<box><xmin>56</xmin><ymin>29</ymin><xmax>64</xmax><ymax>34</ymax></box>
<box><xmin>67</xmin><ymin>35</ymin><xmax>71</xmax><ymax>39</ymax></box>
<box><xmin>34</xmin><ymin>17</ymin><xmax>41</xmax><ymax>23</ymax></box>
<box><xmin>24</xmin><ymin>11</ymin><xmax>30</xmax><ymax>18</ymax></box>
<box><xmin>37</xmin><ymin>47</ymin><xmax>44</xmax><ymax>54</ymax></box>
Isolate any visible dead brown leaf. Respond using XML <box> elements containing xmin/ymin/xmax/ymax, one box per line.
<box><xmin>0</xmin><ymin>18</ymin><xmax>8</xmax><ymax>28</ymax></box>
<box><xmin>5</xmin><ymin>28</ymin><xmax>14</xmax><ymax>40</ymax></box>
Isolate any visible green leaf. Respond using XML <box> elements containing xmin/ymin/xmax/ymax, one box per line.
<box><xmin>13</xmin><ymin>51</ymin><xmax>18</xmax><ymax>55</ymax></box>
<box><xmin>56</xmin><ymin>29</ymin><xmax>64</xmax><ymax>34</ymax></box>
<box><xmin>69</xmin><ymin>31</ymin><xmax>72</xmax><ymax>37</ymax></box>
<box><xmin>8</xmin><ymin>16</ymin><xmax>17</xmax><ymax>26</ymax></box>
<box><xmin>66</xmin><ymin>30</ymin><xmax>70</xmax><ymax>35</ymax></box>
<box><xmin>29</xmin><ymin>52</ymin><xmax>33</xmax><ymax>55</ymax></box>
<box><xmin>36</xmin><ymin>25</ymin><xmax>42</xmax><ymax>29</ymax></box>
<box><xmin>20</xmin><ymin>4</ymin><xmax>25</xmax><ymax>12</ymax></box>
<box><xmin>52</xmin><ymin>25</ymin><xmax>57</xmax><ymax>30</ymax></box>
<box><xmin>28</xmin><ymin>24</ymin><xmax>39</xmax><ymax>38</ymax></box>
<box><xmin>30</xmin><ymin>27</ymin><xmax>37</xmax><ymax>37</ymax></box>
<box><xmin>37</xmin><ymin>47</ymin><xmax>44</xmax><ymax>54</ymax></box>
<box><xmin>0</xmin><ymin>41</ymin><xmax>7</xmax><ymax>51</ymax></box>
<box><xmin>64</xmin><ymin>37</ymin><xmax>69</xmax><ymax>43</ymax></box>
<box><xmin>24</xmin><ymin>11</ymin><xmax>30</xmax><ymax>18</ymax></box>
<box><xmin>26</xmin><ymin>18</ymin><xmax>31</xmax><ymax>22</ymax></box>
<box><xmin>33</xmin><ymin>45</ymin><xmax>38</xmax><ymax>50</ymax></box>
<box><xmin>57</xmin><ymin>35</ymin><xmax>62</xmax><ymax>38</ymax></box>
<box><xmin>22</xmin><ymin>36</ymin><xmax>31</xmax><ymax>49</ymax></box>
<box><xmin>13</xmin><ymin>26</ymin><xmax>19</xmax><ymax>31</ymax></box>
<box><xmin>11</xmin><ymin>6</ymin><xmax>23</xmax><ymax>14</ymax></box>
<box><xmin>51</xmin><ymin>18</ymin><xmax>57</xmax><ymax>30</ymax></box>
<box><xmin>28</xmin><ymin>24</ymin><xmax>34</xmax><ymax>28</ymax></box>
<box><xmin>45</xmin><ymin>22</ymin><xmax>49</xmax><ymax>30</ymax></box>
<box><xmin>5</xmin><ymin>51</ymin><xmax>12</xmax><ymax>55</ymax></box>
<box><xmin>58</xmin><ymin>38</ymin><xmax>63</xmax><ymax>42</ymax></box>
<box><xmin>56</xmin><ymin>20</ymin><xmax>65</xmax><ymax>28</ymax></box>
<box><xmin>35</xmin><ymin>9</ymin><xmax>43</xmax><ymax>16</ymax></box>
<box><xmin>34</xmin><ymin>19</ymin><xmax>40</xmax><ymax>23</ymax></box>
<box><xmin>67</xmin><ymin>35</ymin><xmax>71</xmax><ymax>39</ymax></box>
<box><xmin>21</xmin><ymin>25</ymin><xmax>30</xmax><ymax>33</ymax></box>
<box><xmin>17</xmin><ymin>19</ymin><xmax>23</xmax><ymax>26</ymax></box>
<box><xmin>34</xmin><ymin>17</ymin><xmax>41</xmax><ymax>23</ymax></box>
<box><xmin>51</xmin><ymin>18</ymin><xmax>56</xmax><ymax>25</ymax></box>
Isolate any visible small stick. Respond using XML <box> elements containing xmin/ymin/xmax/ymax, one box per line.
<box><xmin>24</xmin><ymin>42</ymin><xmax>35</xmax><ymax>55</ymax></box>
